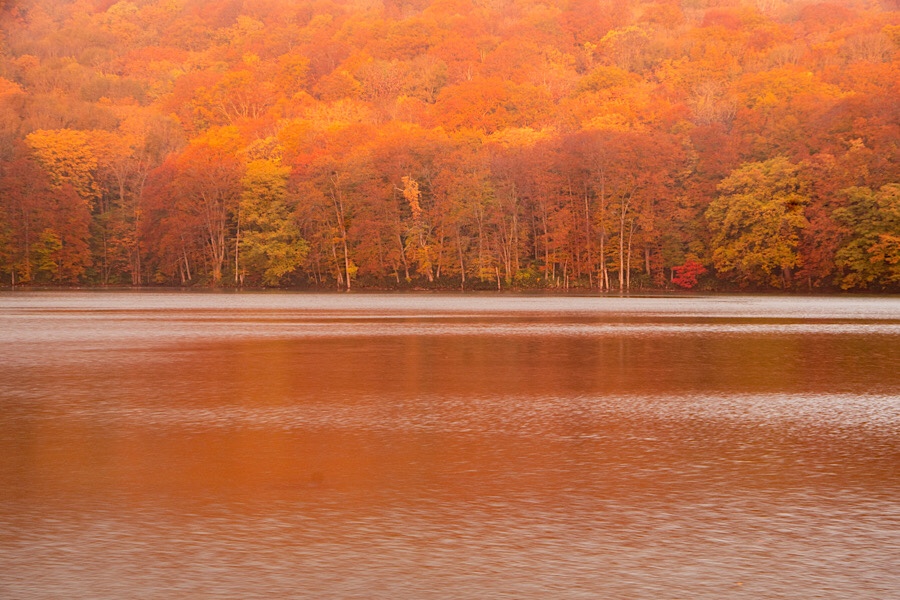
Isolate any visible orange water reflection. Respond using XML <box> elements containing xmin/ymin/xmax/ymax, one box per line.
<box><xmin>1</xmin><ymin>294</ymin><xmax>899</xmax><ymax>598</ymax></box>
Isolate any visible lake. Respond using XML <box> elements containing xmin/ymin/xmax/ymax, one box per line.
<box><xmin>1</xmin><ymin>292</ymin><xmax>898</xmax><ymax>598</ymax></box>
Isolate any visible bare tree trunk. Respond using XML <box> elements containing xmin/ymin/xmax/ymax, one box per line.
<box><xmin>131</xmin><ymin>169</ymin><xmax>148</xmax><ymax>287</ymax></box>
<box><xmin>619</xmin><ymin>213</ymin><xmax>626</xmax><ymax>292</ymax></box>
<box><xmin>456</xmin><ymin>226</ymin><xmax>466</xmax><ymax>290</ymax></box>
<box><xmin>341</xmin><ymin>235</ymin><xmax>351</xmax><ymax>291</ymax></box>
<box><xmin>476</xmin><ymin>205</ymin><xmax>485</xmax><ymax>282</ymax></box>
<box><xmin>234</xmin><ymin>206</ymin><xmax>241</xmax><ymax>286</ymax></box>
<box><xmin>584</xmin><ymin>185</ymin><xmax>592</xmax><ymax>289</ymax></box>
<box><xmin>595</xmin><ymin>165</ymin><xmax>607</xmax><ymax>291</ymax></box>
<box><xmin>617</xmin><ymin>187</ymin><xmax>635</xmax><ymax>292</ymax></box>
<box><xmin>328</xmin><ymin>175</ymin><xmax>351</xmax><ymax>290</ymax></box>
<box><xmin>435</xmin><ymin>218</ymin><xmax>446</xmax><ymax>279</ymax></box>
<box><xmin>398</xmin><ymin>233</ymin><xmax>410</xmax><ymax>281</ymax></box>
<box><xmin>181</xmin><ymin>245</ymin><xmax>192</xmax><ymax>283</ymax></box>
<box><xmin>626</xmin><ymin>219</ymin><xmax>635</xmax><ymax>291</ymax></box>
<box><xmin>21</xmin><ymin>204</ymin><xmax>31</xmax><ymax>282</ymax></box>
<box><xmin>330</xmin><ymin>236</ymin><xmax>344</xmax><ymax>289</ymax></box>
<box><xmin>542</xmin><ymin>207</ymin><xmax>550</xmax><ymax>282</ymax></box>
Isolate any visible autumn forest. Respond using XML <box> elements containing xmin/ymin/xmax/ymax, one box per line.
<box><xmin>0</xmin><ymin>0</ymin><xmax>897</xmax><ymax>291</ymax></box>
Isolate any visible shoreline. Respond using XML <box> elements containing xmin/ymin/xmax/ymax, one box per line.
<box><xmin>0</xmin><ymin>285</ymin><xmax>896</xmax><ymax>297</ymax></box>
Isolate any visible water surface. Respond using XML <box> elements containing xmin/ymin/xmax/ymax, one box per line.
<box><xmin>1</xmin><ymin>292</ymin><xmax>898</xmax><ymax>598</ymax></box>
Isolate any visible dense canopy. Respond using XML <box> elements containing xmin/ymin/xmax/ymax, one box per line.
<box><xmin>0</xmin><ymin>0</ymin><xmax>897</xmax><ymax>290</ymax></box>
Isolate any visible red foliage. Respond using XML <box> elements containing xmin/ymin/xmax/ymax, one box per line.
<box><xmin>672</xmin><ymin>260</ymin><xmax>708</xmax><ymax>289</ymax></box>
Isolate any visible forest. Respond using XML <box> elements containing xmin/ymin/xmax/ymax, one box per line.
<box><xmin>0</xmin><ymin>0</ymin><xmax>897</xmax><ymax>291</ymax></box>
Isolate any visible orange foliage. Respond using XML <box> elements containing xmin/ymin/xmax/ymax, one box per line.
<box><xmin>0</xmin><ymin>0</ymin><xmax>897</xmax><ymax>290</ymax></box>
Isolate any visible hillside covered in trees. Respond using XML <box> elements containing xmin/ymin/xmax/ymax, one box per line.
<box><xmin>0</xmin><ymin>0</ymin><xmax>897</xmax><ymax>291</ymax></box>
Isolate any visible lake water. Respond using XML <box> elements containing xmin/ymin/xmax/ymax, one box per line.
<box><xmin>1</xmin><ymin>292</ymin><xmax>898</xmax><ymax>599</ymax></box>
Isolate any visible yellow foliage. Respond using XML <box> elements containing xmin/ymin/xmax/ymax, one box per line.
<box><xmin>25</xmin><ymin>129</ymin><xmax>101</xmax><ymax>204</ymax></box>
<box><xmin>191</xmin><ymin>125</ymin><xmax>244</xmax><ymax>153</ymax></box>
<box><xmin>401</xmin><ymin>175</ymin><xmax>422</xmax><ymax>220</ymax></box>
<box><xmin>583</xmin><ymin>113</ymin><xmax>635</xmax><ymax>132</ymax></box>
<box><xmin>487</xmin><ymin>127</ymin><xmax>554</xmax><ymax>148</ymax></box>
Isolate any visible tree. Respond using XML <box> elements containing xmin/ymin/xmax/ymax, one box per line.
<box><xmin>180</xmin><ymin>148</ymin><xmax>241</xmax><ymax>284</ymax></box>
<box><xmin>431</xmin><ymin>138</ymin><xmax>496</xmax><ymax>288</ymax></box>
<box><xmin>155</xmin><ymin>131</ymin><xmax>244</xmax><ymax>285</ymax></box>
<box><xmin>556</xmin><ymin>129</ymin><xmax>685</xmax><ymax>291</ymax></box>
<box><xmin>0</xmin><ymin>154</ymin><xmax>56</xmax><ymax>284</ymax></box>
<box><xmin>672</xmin><ymin>259</ymin><xmax>707</xmax><ymax>289</ymax></box>
<box><xmin>360</xmin><ymin>124</ymin><xmax>448</xmax><ymax>285</ymax></box>
<box><xmin>1</xmin><ymin>0</ymin><xmax>897</xmax><ymax>292</ymax></box>
<box><xmin>432</xmin><ymin>77</ymin><xmax>553</xmax><ymax>133</ymax></box>
<box><xmin>600</xmin><ymin>26</ymin><xmax>651</xmax><ymax>72</ymax></box>
<box><xmin>239</xmin><ymin>159</ymin><xmax>308</xmax><ymax>286</ymax></box>
<box><xmin>0</xmin><ymin>157</ymin><xmax>91</xmax><ymax>285</ymax></box>
<box><xmin>142</xmin><ymin>160</ymin><xmax>202</xmax><ymax>285</ymax></box>
<box><xmin>294</xmin><ymin>154</ymin><xmax>358</xmax><ymax>290</ymax></box>
<box><xmin>833</xmin><ymin>184</ymin><xmax>900</xmax><ymax>290</ymax></box>
<box><xmin>24</xmin><ymin>129</ymin><xmax>101</xmax><ymax>206</ymax></box>
<box><xmin>706</xmin><ymin>157</ymin><xmax>809</xmax><ymax>288</ymax></box>
<box><xmin>400</xmin><ymin>174</ymin><xmax>438</xmax><ymax>282</ymax></box>
<box><xmin>86</xmin><ymin>129</ymin><xmax>141</xmax><ymax>285</ymax></box>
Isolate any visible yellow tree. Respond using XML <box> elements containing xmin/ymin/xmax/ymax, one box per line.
<box><xmin>706</xmin><ymin>157</ymin><xmax>809</xmax><ymax>288</ymax></box>
<box><xmin>400</xmin><ymin>174</ymin><xmax>436</xmax><ymax>282</ymax></box>
<box><xmin>833</xmin><ymin>184</ymin><xmax>900</xmax><ymax>291</ymax></box>
<box><xmin>25</xmin><ymin>129</ymin><xmax>101</xmax><ymax>206</ymax></box>
<box><xmin>239</xmin><ymin>159</ymin><xmax>308</xmax><ymax>286</ymax></box>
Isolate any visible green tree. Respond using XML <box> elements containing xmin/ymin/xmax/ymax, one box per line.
<box><xmin>833</xmin><ymin>184</ymin><xmax>900</xmax><ymax>290</ymax></box>
<box><xmin>34</xmin><ymin>229</ymin><xmax>63</xmax><ymax>281</ymax></box>
<box><xmin>238</xmin><ymin>159</ymin><xmax>308</xmax><ymax>286</ymax></box>
<box><xmin>706</xmin><ymin>157</ymin><xmax>809</xmax><ymax>288</ymax></box>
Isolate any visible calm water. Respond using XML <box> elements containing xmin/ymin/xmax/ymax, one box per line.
<box><xmin>1</xmin><ymin>292</ymin><xmax>898</xmax><ymax>599</ymax></box>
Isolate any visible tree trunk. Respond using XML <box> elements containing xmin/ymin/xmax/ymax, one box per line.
<box><xmin>330</xmin><ymin>236</ymin><xmax>344</xmax><ymax>289</ymax></box>
<box><xmin>584</xmin><ymin>186</ymin><xmax>592</xmax><ymax>289</ymax></box>
<box><xmin>328</xmin><ymin>177</ymin><xmax>351</xmax><ymax>290</ymax></box>
<box><xmin>234</xmin><ymin>207</ymin><xmax>241</xmax><ymax>285</ymax></box>
<box><xmin>398</xmin><ymin>233</ymin><xmax>410</xmax><ymax>281</ymax></box>
<box><xmin>617</xmin><ymin>188</ymin><xmax>635</xmax><ymax>292</ymax></box>
<box><xmin>626</xmin><ymin>219</ymin><xmax>635</xmax><ymax>291</ymax></box>
<box><xmin>456</xmin><ymin>226</ymin><xmax>466</xmax><ymax>290</ymax></box>
<box><xmin>342</xmin><ymin>236</ymin><xmax>351</xmax><ymax>290</ymax></box>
